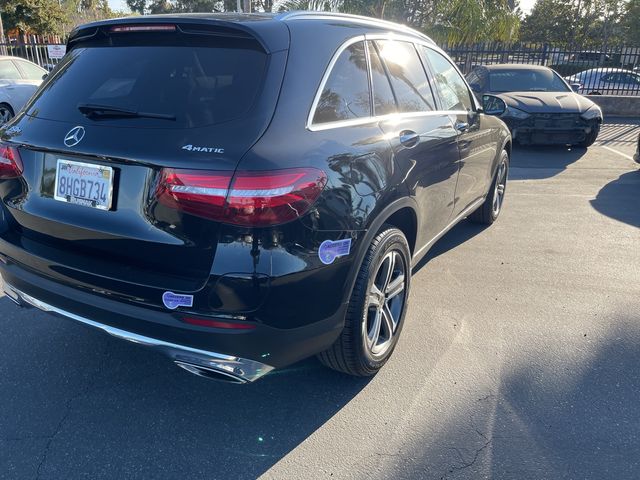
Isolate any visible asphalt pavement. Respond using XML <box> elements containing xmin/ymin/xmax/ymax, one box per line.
<box><xmin>1</xmin><ymin>118</ymin><xmax>639</xmax><ymax>479</ymax></box>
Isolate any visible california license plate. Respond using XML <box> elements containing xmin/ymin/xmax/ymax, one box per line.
<box><xmin>53</xmin><ymin>159</ymin><xmax>114</xmax><ymax>210</ymax></box>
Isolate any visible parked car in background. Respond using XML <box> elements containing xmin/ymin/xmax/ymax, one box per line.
<box><xmin>565</xmin><ymin>51</ymin><xmax>612</xmax><ymax>66</ymax></box>
<box><xmin>467</xmin><ymin>64</ymin><xmax>602</xmax><ymax>146</ymax></box>
<box><xmin>565</xmin><ymin>68</ymin><xmax>640</xmax><ymax>96</ymax></box>
<box><xmin>0</xmin><ymin>13</ymin><xmax>512</xmax><ymax>383</ymax></box>
<box><xmin>0</xmin><ymin>56</ymin><xmax>47</xmax><ymax>123</ymax></box>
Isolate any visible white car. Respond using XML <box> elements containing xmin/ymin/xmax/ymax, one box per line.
<box><xmin>0</xmin><ymin>56</ymin><xmax>47</xmax><ymax>123</ymax></box>
<box><xmin>565</xmin><ymin>68</ymin><xmax>640</xmax><ymax>96</ymax></box>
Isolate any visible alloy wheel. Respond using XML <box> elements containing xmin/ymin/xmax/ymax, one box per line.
<box><xmin>364</xmin><ymin>250</ymin><xmax>407</xmax><ymax>357</ymax></box>
<box><xmin>492</xmin><ymin>160</ymin><xmax>508</xmax><ymax>217</ymax></box>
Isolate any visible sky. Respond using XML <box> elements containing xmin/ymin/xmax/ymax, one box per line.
<box><xmin>520</xmin><ymin>0</ymin><xmax>536</xmax><ymax>14</ymax></box>
<box><xmin>107</xmin><ymin>0</ymin><xmax>538</xmax><ymax>15</ymax></box>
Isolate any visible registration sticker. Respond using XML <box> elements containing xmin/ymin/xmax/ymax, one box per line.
<box><xmin>162</xmin><ymin>292</ymin><xmax>194</xmax><ymax>310</ymax></box>
<box><xmin>318</xmin><ymin>239</ymin><xmax>352</xmax><ymax>265</ymax></box>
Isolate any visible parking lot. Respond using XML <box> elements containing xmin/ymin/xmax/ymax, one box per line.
<box><xmin>0</xmin><ymin>118</ymin><xmax>638</xmax><ymax>480</ymax></box>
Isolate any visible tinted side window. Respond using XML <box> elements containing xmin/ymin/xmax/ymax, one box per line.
<box><xmin>375</xmin><ymin>40</ymin><xmax>435</xmax><ymax>113</ymax></box>
<box><xmin>367</xmin><ymin>41</ymin><xmax>397</xmax><ymax>116</ymax></box>
<box><xmin>0</xmin><ymin>60</ymin><xmax>22</xmax><ymax>80</ymax></box>
<box><xmin>313</xmin><ymin>42</ymin><xmax>371</xmax><ymax>124</ymax></box>
<box><xmin>420</xmin><ymin>47</ymin><xmax>473</xmax><ymax>111</ymax></box>
<box><xmin>15</xmin><ymin>60</ymin><xmax>45</xmax><ymax>81</ymax></box>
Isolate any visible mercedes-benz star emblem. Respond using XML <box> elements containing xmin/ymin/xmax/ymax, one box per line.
<box><xmin>64</xmin><ymin>126</ymin><xmax>85</xmax><ymax>147</ymax></box>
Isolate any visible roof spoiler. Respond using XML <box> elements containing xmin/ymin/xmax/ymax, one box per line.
<box><xmin>67</xmin><ymin>16</ymin><xmax>289</xmax><ymax>54</ymax></box>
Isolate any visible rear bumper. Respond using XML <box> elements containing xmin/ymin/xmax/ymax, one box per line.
<box><xmin>0</xmin><ymin>258</ymin><xmax>346</xmax><ymax>380</ymax></box>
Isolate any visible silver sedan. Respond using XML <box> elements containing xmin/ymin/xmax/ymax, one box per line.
<box><xmin>566</xmin><ymin>68</ymin><xmax>640</xmax><ymax>96</ymax></box>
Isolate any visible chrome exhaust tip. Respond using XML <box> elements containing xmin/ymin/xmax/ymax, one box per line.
<box><xmin>174</xmin><ymin>361</ymin><xmax>247</xmax><ymax>384</ymax></box>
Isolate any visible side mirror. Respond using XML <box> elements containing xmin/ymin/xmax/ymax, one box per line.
<box><xmin>469</xmin><ymin>83</ymin><xmax>481</xmax><ymax>93</ymax></box>
<box><xmin>482</xmin><ymin>95</ymin><xmax>506</xmax><ymax>116</ymax></box>
<box><xmin>570</xmin><ymin>83</ymin><xmax>581</xmax><ymax>92</ymax></box>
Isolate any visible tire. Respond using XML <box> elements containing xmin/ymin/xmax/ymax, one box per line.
<box><xmin>469</xmin><ymin>149</ymin><xmax>509</xmax><ymax>225</ymax></box>
<box><xmin>317</xmin><ymin>226</ymin><xmax>411</xmax><ymax>376</ymax></box>
<box><xmin>579</xmin><ymin>125</ymin><xmax>600</xmax><ymax>148</ymax></box>
<box><xmin>587</xmin><ymin>91</ymin><xmax>601</xmax><ymax>96</ymax></box>
<box><xmin>0</xmin><ymin>103</ymin><xmax>14</xmax><ymax>124</ymax></box>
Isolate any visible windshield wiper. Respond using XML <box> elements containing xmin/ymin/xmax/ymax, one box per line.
<box><xmin>78</xmin><ymin>103</ymin><xmax>176</xmax><ymax>121</ymax></box>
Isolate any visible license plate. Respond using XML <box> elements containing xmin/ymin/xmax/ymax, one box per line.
<box><xmin>54</xmin><ymin>159</ymin><xmax>114</xmax><ymax>210</ymax></box>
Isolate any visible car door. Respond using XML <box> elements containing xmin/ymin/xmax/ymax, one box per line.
<box><xmin>371</xmin><ymin>39</ymin><xmax>460</xmax><ymax>247</ymax></box>
<box><xmin>0</xmin><ymin>59</ymin><xmax>23</xmax><ymax>104</ymax></box>
<box><xmin>11</xmin><ymin>60</ymin><xmax>44</xmax><ymax>108</ymax></box>
<box><xmin>0</xmin><ymin>60</ymin><xmax>39</xmax><ymax>113</ymax></box>
<box><xmin>419</xmin><ymin>46</ymin><xmax>497</xmax><ymax>217</ymax></box>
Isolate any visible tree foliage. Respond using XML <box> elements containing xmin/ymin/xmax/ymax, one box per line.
<box><xmin>0</xmin><ymin>0</ymin><xmax>67</xmax><ymax>35</ymax></box>
<box><xmin>1</xmin><ymin>0</ymin><xmax>637</xmax><ymax>45</ymax></box>
<box><xmin>520</xmin><ymin>0</ymin><xmax>636</xmax><ymax>46</ymax></box>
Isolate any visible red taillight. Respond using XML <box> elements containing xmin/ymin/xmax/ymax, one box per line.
<box><xmin>182</xmin><ymin>317</ymin><xmax>256</xmax><ymax>330</ymax></box>
<box><xmin>157</xmin><ymin>169</ymin><xmax>231</xmax><ymax>220</ymax></box>
<box><xmin>110</xmin><ymin>24</ymin><xmax>176</xmax><ymax>33</ymax></box>
<box><xmin>156</xmin><ymin>168</ymin><xmax>327</xmax><ymax>227</ymax></box>
<box><xmin>0</xmin><ymin>144</ymin><xmax>23</xmax><ymax>179</ymax></box>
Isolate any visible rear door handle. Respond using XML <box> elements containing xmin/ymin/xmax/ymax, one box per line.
<box><xmin>455</xmin><ymin>122</ymin><xmax>469</xmax><ymax>132</ymax></box>
<box><xmin>399</xmin><ymin>130</ymin><xmax>419</xmax><ymax>148</ymax></box>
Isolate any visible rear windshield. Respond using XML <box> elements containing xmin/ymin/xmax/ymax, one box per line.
<box><xmin>488</xmin><ymin>69</ymin><xmax>570</xmax><ymax>93</ymax></box>
<box><xmin>27</xmin><ymin>36</ymin><xmax>267</xmax><ymax>128</ymax></box>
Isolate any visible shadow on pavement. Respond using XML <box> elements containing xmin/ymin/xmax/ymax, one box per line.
<box><xmin>509</xmin><ymin>145</ymin><xmax>588</xmax><ymax>180</ymax></box>
<box><xmin>412</xmin><ymin>219</ymin><xmax>488</xmax><ymax>274</ymax></box>
<box><xmin>590</xmin><ymin>171</ymin><xmax>640</xmax><ymax>228</ymax></box>
<box><xmin>379</xmin><ymin>320</ymin><xmax>640</xmax><ymax>479</ymax></box>
<box><xmin>0</xmin><ymin>298</ymin><xmax>370</xmax><ymax>479</ymax></box>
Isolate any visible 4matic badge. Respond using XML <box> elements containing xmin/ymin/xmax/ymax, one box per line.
<box><xmin>181</xmin><ymin>144</ymin><xmax>225</xmax><ymax>154</ymax></box>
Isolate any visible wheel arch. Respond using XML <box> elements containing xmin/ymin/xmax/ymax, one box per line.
<box><xmin>344</xmin><ymin>197</ymin><xmax>419</xmax><ymax>302</ymax></box>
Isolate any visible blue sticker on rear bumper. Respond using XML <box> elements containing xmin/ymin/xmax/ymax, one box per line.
<box><xmin>318</xmin><ymin>239</ymin><xmax>352</xmax><ymax>265</ymax></box>
<box><xmin>162</xmin><ymin>292</ymin><xmax>194</xmax><ymax>310</ymax></box>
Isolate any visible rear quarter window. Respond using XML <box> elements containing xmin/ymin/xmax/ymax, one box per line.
<box><xmin>26</xmin><ymin>36</ymin><xmax>268</xmax><ymax>129</ymax></box>
<box><xmin>15</xmin><ymin>60</ymin><xmax>46</xmax><ymax>81</ymax></box>
<box><xmin>312</xmin><ymin>41</ymin><xmax>371</xmax><ymax>124</ymax></box>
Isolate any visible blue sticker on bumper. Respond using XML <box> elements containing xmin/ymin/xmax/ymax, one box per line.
<box><xmin>319</xmin><ymin>239</ymin><xmax>352</xmax><ymax>265</ymax></box>
<box><xmin>162</xmin><ymin>292</ymin><xmax>194</xmax><ymax>310</ymax></box>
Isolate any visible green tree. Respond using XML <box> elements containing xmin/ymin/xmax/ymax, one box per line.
<box><xmin>521</xmin><ymin>0</ymin><xmax>630</xmax><ymax>46</ymax></box>
<box><xmin>620</xmin><ymin>0</ymin><xmax>640</xmax><ymax>44</ymax></box>
<box><xmin>62</xmin><ymin>0</ymin><xmax>121</xmax><ymax>35</ymax></box>
<box><xmin>519</xmin><ymin>0</ymin><xmax>574</xmax><ymax>43</ymax></box>
<box><xmin>0</xmin><ymin>0</ymin><xmax>67</xmax><ymax>35</ymax></box>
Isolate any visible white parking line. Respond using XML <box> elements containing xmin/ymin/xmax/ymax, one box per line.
<box><xmin>598</xmin><ymin>144</ymin><xmax>634</xmax><ymax>161</ymax></box>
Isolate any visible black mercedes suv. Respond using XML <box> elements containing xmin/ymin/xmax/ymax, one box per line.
<box><xmin>0</xmin><ymin>12</ymin><xmax>511</xmax><ymax>383</ymax></box>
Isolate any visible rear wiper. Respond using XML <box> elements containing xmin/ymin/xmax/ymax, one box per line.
<box><xmin>78</xmin><ymin>103</ymin><xmax>176</xmax><ymax>121</ymax></box>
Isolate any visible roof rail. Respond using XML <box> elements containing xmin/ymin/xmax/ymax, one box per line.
<box><xmin>276</xmin><ymin>11</ymin><xmax>435</xmax><ymax>45</ymax></box>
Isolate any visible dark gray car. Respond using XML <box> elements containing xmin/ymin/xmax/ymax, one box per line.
<box><xmin>467</xmin><ymin>64</ymin><xmax>602</xmax><ymax>147</ymax></box>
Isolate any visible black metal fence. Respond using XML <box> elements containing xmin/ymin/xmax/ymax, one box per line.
<box><xmin>442</xmin><ymin>42</ymin><xmax>640</xmax><ymax>96</ymax></box>
<box><xmin>0</xmin><ymin>42</ymin><xmax>66</xmax><ymax>70</ymax></box>
<box><xmin>2</xmin><ymin>40</ymin><xmax>640</xmax><ymax>96</ymax></box>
